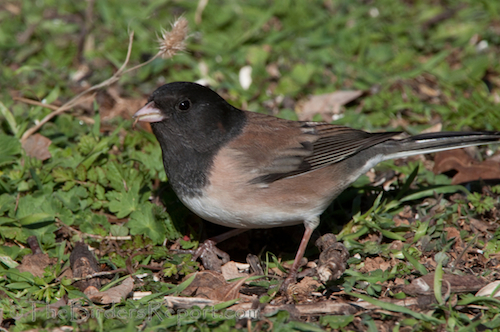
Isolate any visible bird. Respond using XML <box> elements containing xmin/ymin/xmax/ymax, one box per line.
<box><xmin>133</xmin><ymin>81</ymin><xmax>500</xmax><ymax>292</ymax></box>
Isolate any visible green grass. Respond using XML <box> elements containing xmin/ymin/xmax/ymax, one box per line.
<box><xmin>1</xmin><ymin>0</ymin><xmax>500</xmax><ymax>331</ymax></box>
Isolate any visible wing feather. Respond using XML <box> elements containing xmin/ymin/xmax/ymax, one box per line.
<box><xmin>228</xmin><ymin>112</ymin><xmax>401</xmax><ymax>184</ymax></box>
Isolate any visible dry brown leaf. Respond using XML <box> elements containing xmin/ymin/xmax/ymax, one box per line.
<box><xmin>266</xmin><ymin>63</ymin><xmax>280</xmax><ymax>78</ymax></box>
<box><xmin>17</xmin><ymin>253</ymin><xmax>55</xmax><ymax>277</ymax></box>
<box><xmin>418</xmin><ymin>84</ymin><xmax>440</xmax><ymax>97</ymax></box>
<box><xmin>389</xmin><ymin>240</ymin><xmax>404</xmax><ymax>251</ymax></box>
<box><xmin>393</xmin><ymin>206</ymin><xmax>414</xmax><ymax>227</ymax></box>
<box><xmin>469</xmin><ymin>217</ymin><xmax>492</xmax><ymax>233</ymax></box>
<box><xmin>297</xmin><ymin>90</ymin><xmax>363</xmax><ymax>121</ymax></box>
<box><xmin>182</xmin><ymin>270</ymin><xmax>227</xmax><ymax>299</ymax></box>
<box><xmin>420</xmin><ymin>256</ymin><xmax>437</xmax><ymax>269</ymax></box>
<box><xmin>5</xmin><ymin>3</ymin><xmax>21</xmax><ymax>15</ymax></box>
<box><xmin>393</xmin><ymin>277</ymin><xmax>406</xmax><ymax>286</ymax></box>
<box><xmin>433</xmin><ymin>149</ymin><xmax>500</xmax><ymax>184</ymax></box>
<box><xmin>181</xmin><ymin>271</ymin><xmax>247</xmax><ymax>301</ymax></box>
<box><xmin>221</xmin><ymin>261</ymin><xmax>249</xmax><ymax>280</ymax></box>
<box><xmin>71</xmin><ymin>63</ymin><xmax>92</xmax><ymax>82</ymax></box>
<box><xmin>444</xmin><ymin>227</ymin><xmax>462</xmax><ymax>249</ymax></box>
<box><xmin>84</xmin><ymin>286</ymin><xmax>99</xmax><ymax>296</ymax></box>
<box><xmin>287</xmin><ymin>276</ymin><xmax>322</xmax><ymax>298</ymax></box>
<box><xmin>476</xmin><ymin>280</ymin><xmax>500</xmax><ymax>297</ymax></box>
<box><xmin>88</xmin><ymin>276</ymin><xmax>134</xmax><ymax>304</ymax></box>
<box><xmin>22</xmin><ymin>133</ymin><xmax>52</xmax><ymax>160</ymax></box>
<box><xmin>359</xmin><ymin>256</ymin><xmax>392</xmax><ymax>273</ymax></box>
<box><xmin>420</xmin><ymin>123</ymin><xmax>442</xmax><ymax>133</ymax></box>
<box><xmin>402</xmin><ymin>273</ymin><xmax>485</xmax><ymax>296</ymax></box>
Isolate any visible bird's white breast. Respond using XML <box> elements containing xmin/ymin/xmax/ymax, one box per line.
<box><xmin>180</xmin><ymin>193</ymin><xmax>315</xmax><ymax>229</ymax></box>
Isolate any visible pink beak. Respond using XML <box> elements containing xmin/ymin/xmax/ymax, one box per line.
<box><xmin>133</xmin><ymin>102</ymin><xmax>166</xmax><ymax>123</ymax></box>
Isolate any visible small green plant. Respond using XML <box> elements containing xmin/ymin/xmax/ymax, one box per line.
<box><xmin>467</xmin><ymin>192</ymin><xmax>497</xmax><ymax>214</ymax></box>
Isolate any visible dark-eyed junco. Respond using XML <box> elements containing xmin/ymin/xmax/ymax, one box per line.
<box><xmin>134</xmin><ymin>81</ymin><xmax>500</xmax><ymax>291</ymax></box>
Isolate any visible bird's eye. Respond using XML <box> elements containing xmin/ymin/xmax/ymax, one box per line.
<box><xmin>178</xmin><ymin>100</ymin><xmax>191</xmax><ymax>111</ymax></box>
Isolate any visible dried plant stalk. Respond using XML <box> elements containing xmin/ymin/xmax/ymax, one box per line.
<box><xmin>18</xmin><ymin>17</ymin><xmax>189</xmax><ymax>143</ymax></box>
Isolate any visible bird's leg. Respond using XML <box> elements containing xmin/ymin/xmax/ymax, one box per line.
<box><xmin>179</xmin><ymin>228</ymin><xmax>248</xmax><ymax>272</ymax></box>
<box><xmin>280</xmin><ymin>217</ymin><xmax>319</xmax><ymax>292</ymax></box>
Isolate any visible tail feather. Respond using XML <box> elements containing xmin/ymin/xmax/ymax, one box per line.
<box><xmin>379</xmin><ymin>131</ymin><xmax>500</xmax><ymax>161</ymax></box>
